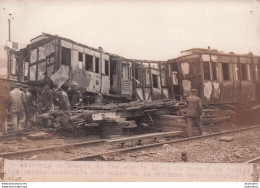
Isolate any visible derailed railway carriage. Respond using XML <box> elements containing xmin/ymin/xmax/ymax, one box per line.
<box><xmin>7</xmin><ymin>34</ymin><xmax>260</xmax><ymax>109</ymax></box>
<box><xmin>20</xmin><ymin>33</ymin><xmax>134</xmax><ymax>102</ymax></box>
<box><xmin>166</xmin><ymin>48</ymin><xmax>260</xmax><ymax>107</ymax></box>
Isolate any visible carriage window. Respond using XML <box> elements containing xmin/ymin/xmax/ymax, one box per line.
<box><xmin>255</xmin><ymin>64</ymin><xmax>259</xmax><ymax>81</ymax></box>
<box><xmin>234</xmin><ymin>64</ymin><xmax>240</xmax><ymax>81</ymax></box>
<box><xmin>105</xmin><ymin>60</ymin><xmax>109</xmax><ymax>76</ymax></box>
<box><xmin>38</xmin><ymin>61</ymin><xmax>47</xmax><ymax>80</ymax></box>
<box><xmin>85</xmin><ymin>54</ymin><xmax>93</xmax><ymax>72</ymax></box>
<box><xmin>30</xmin><ymin>65</ymin><xmax>36</xmax><ymax>80</ymax></box>
<box><xmin>212</xmin><ymin>62</ymin><xmax>218</xmax><ymax>80</ymax></box>
<box><xmin>203</xmin><ymin>62</ymin><xmax>211</xmax><ymax>81</ymax></box>
<box><xmin>78</xmin><ymin>52</ymin><xmax>83</xmax><ymax>62</ymax></box>
<box><xmin>241</xmin><ymin>64</ymin><xmax>251</xmax><ymax>81</ymax></box>
<box><xmin>152</xmin><ymin>74</ymin><xmax>159</xmax><ymax>88</ymax></box>
<box><xmin>95</xmin><ymin>57</ymin><xmax>100</xmax><ymax>73</ymax></box>
<box><xmin>222</xmin><ymin>63</ymin><xmax>230</xmax><ymax>81</ymax></box>
<box><xmin>61</xmin><ymin>47</ymin><xmax>71</xmax><ymax>66</ymax></box>
<box><xmin>78</xmin><ymin>52</ymin><xmax>83</xmax><ymax>69</ymax></box>
<box><xmin>24</xmin><ymin>62</ymin><xmax>29</xmax><ymax>78</ymax></box>
<box><xmin>10</xmin><ymin>58</ymin><xmax>17</xmax><ymax>75</ymax></box>
<box><xmin>122</xmin><ymin>64</ymin><xmax>129</xmax><ymax>79</ymax></box>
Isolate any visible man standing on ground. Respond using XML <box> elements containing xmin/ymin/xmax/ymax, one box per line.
<box><xmin>41</xmin><ymin>83</ymin><xmax>54</xmax><ymax>113</ymax></box>
<box><xmin>185</xmin><ymin>89</ymin><xmax>204</xmax><ymax>136</ymax></box>
<box><xmin>10</xmin><ymin>84</ymin><xmax>26</xmax><ymax>131</ymax></box>
<box><xmin>54</xmin><ymin>86</ymin><xmax>70</xmax><ymax>110</ymax></box>
<box><xmin>71</xmin><ymin>88</ymin><xmax>83</xmax><ymax>108</ymax></box>
<box><xmin>0</xmin><ymin>79</ymin><xmax>10</xmax><ymax>135</ymax></box>
<box><xmin>23</xmin><ymin>85</ymin><xmax>35</xmax><ymax>128</ymax></box>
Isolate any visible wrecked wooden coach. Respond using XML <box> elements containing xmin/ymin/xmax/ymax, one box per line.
<box><xmin>165</xmin><ymin>48</ymin><xmax>260</xmax><ymax>106</ymax></box>
<box><xmin>13</xmin><ymin>33</ymin><xmax>169</xmax><ymax>103</ymax></box>
<box><xmin>4</xmin><ymin>34</ymin><xmax>260</xmax><ymax>135</ymax></box>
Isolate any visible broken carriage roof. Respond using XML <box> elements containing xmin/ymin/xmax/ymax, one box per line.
<box><xmin>29</xmin><ymin>33</ymin><xmax>166</xmax><ymax>64</ymax></box>
<box><xmin>177</xmin><ymin>48</ymin><xmax>260</xmax><ymax>59</ymax></box>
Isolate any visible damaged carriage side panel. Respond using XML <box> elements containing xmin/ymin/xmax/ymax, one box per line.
<box><xmin>166</xmin><ymin>48</ymin><xmax>260</xmax><ymax>105</ymax></box>
<box><xmin>20</xmin><ymin>33</ymin><xmax>133</xmax><ymax>100</ymax></box>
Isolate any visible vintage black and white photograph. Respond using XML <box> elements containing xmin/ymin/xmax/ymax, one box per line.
<box><xmin>0</xmin><ymin>0</ymin><xmax>260</xmax><ymax>183</ymax></box>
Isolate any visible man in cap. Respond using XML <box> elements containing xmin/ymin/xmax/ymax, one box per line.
<box><xmin>54</xmin><ymin>86</ymin><xmax>70</xmax><ymax>110</ymax></box>
<box><xmin>40</xmin><ymin>83</ymin><xmax>54</xmax><ymax>113</ymax></box>
<box><xmin>0</xmin><ymin>79</ymin><xmax>10</xmax><ymax>135</ymax></box>
<box><xmin>185</xmin><ymin>89</ymin><xmax>204</xmax><ymax>136</ymax></box>
<box><xmin>23</xmin><ymin>85</ymin><xmax>35</xmax><ymax>128</ymax></box>
<box><xmin>9</xmin><ymin>83</ymin><xmax>26</xmax><ymax>131</ymax></box>
<box><xmin>71</xmin><ymin>87</ymin><xmax>83</xmax><ymax>108</ymax></box>
<box><xmin>42</xmin><ymin>72</ymin><xmax>54</xmax><ymax>89</ymax></box>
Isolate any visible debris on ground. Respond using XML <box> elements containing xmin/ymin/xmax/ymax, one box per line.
<box><xmin>219</xmin><ymin>136</ymin><xmax>234</xmax><ymax>142</ymax></box>
<box><xmin>27</xmin><ymin>132</ymin><xmax>52</xmax><ymax>140</ymax></box>
<box><xmin>162</xmin><ymin>144</ymin><xmax>170</xmax><ymax>149</ymax></box>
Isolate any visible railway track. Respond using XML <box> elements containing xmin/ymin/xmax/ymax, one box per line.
<box><xmin>68</xmin><ymin>124</ymin><xmax>260</xmax><ymax>161</ymax></box>
<box><xmin>0</xmin><ymin>124</ymin><xmax>260</xmax><ymax>161</ymax></box>
<box><xmin>0</xmin><ymin>139</ymin><xmax>105</xmax><ymax>158</ymax></box>
<box><xmin>245</xmin><ymin>156</ymin><xmax>260</xmax><ymax>164</ymax></box>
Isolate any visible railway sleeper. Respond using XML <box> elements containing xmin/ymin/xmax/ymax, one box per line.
<box><xmin>107</xmin><ymin>131</ymin><xmax>183</xmax><ymax>147</ymax></box>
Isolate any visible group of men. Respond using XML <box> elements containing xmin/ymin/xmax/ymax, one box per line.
<box><xmin>0</xmin><ymin>81</ymin><xmax>34</xmax><ymax>135</ymax></box>
<box><xmin>0</xmin><ymin>79</ymin><xmax>84</xmax><ymax>135</ymax></box>
<box><xmin>0</xmin><ymin>75</ymin><xmax>204</xmax><ymax>136</ymax></box>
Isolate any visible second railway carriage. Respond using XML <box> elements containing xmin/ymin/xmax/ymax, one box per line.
<box><xmin>19</xmin><ymin>33</ymin><xmax>133</xmax><ymax>102</ymax></box>
<box><xmin>166</xmin><ymin>48</ymin><xmax>260</xmax><ymax>106</ymax></box>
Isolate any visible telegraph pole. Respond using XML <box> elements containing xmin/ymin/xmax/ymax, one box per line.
<box><xmin>7</xmin><ymin>13</ymin><xmax>14</xmax><ymax>79</ymax></box>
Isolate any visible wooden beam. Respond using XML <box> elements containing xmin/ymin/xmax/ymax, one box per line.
<box><xmin>159</xmin><ymin>63</ymin><xmax>164</xmax><ymax>99</ymax></box>
<box><xmin>148</xmin><ymin>62</ymin><xmax>153</xmax><ymax>100</ymax></box>
<box><xmin>141</xmin><ymin>62</ymin><xmax>146</xmax><ymax>100</ymax></box>
<box><xmin>132</xmin><ymin>61</ymin><xmax>136</xmax><ymax>99</ymax></box>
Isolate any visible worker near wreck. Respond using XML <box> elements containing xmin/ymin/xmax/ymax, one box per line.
<box><xmin>71</xmin><ymin>87</ymin><xmax>83</xmax><ymax>108</ymax></box>
<box><xmin>54</xmin><ymin>86</ymin><xmax>70</xmax><ymax>110</ymax></box>
<box><xmin>0</xmin><ymin>79</ymin><xmax>10</xmax><ymax>135</ymax></box>
<box><xmin>185</xmin><ymin>89</ymin><xmax>204</xmax><ymax>136</ymax></box>
<box><xmin>41</xmin><ymin>83</ymin><xmax>54</xmax><ymax>113</ymax></box>
<box><xmin>9</xmin><ymin>83</ymin><xmax>26</xmax><ymax>131</ymax></box>
<box><xmin>23</xmin><ymin>85</ymin><xmax>35</xmax><ymax>128</ymax></box>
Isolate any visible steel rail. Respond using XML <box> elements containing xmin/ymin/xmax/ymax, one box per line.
<box><xmin>244</xmin><ymin>156</ymin><xmax>260</xmax><ymax>164</ymax></box>
<box><xmin>0</xmin><ymin>139</ymin><xmax>106</xmax><ymax>158</ymax></box>
<box><xmin>67</xmin><ymin>124</ymin><xmax>260</xmax><ymax>161</ymax></box>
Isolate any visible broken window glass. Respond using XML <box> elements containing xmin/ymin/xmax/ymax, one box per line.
<box><xmin>10</xmin><ymin>58</ymin><xmax>17</xmax><ymax>75</ymax></box>
<box><xmin>85</xmin><ymin>54</ymin><xmax>93</xmax><ymax>72</ymax></box>
<box><xmin>234</xmin><ymin>64</ymin><xmax>240</xmax><ymax>81</ymax></box>
<box><xmin>255</xmin><ymin>64</ymin><xmax>259</xmax><ymax>81</ymax></box>
<box><xmin>105</xmin><ymin>60</ymin><xmax>109</xmax><ymax>76</ymax></box>
<box><xmin>24</xmin><ymin>62</ymin><xmax>29</xmax><ymax>77</ymax></box>
<box><xmin>222</xmin><ymin>63</ymin><xmax>230</xmax><ymax>81</ymax></box>
<box><xmin>122</xmin><ymin>64</ymin><xmax>129</xmax><ymax>79</ymax></box>
<box><xmin>172</xmin><ymin>71</ymin><xmax>178</xmax><ymax>85</ymax></box>
<box><xmin>212</xmin><ymin>62</ymin><xmax>218</xmax><ymax>80</ymax></box>
<box><xmin>38</xmin><ymin>61</ymin><xmax>47</xmax><ymax>80</ymax></box>
<box><xmin>61</xmin><ymin>47</ymin><xmax>71</xmax><ymax>66</ymax></box>
<box><xmin>95</xmin><ymin>57</ymin><xmax>100</xmax><ymax>73</ymax></box>
<box><xmin>78</xmin><ymin>52</ymin><xmax>83</xmax><ymax>62</ymax></box>
<box><xmin>203</xmin><ymin>61</ymin><xmax>211</xmax><ymax>81</ymax></box>
<box><xmin>152</xmin><ymin>74</ymin><xmax>159</xmax><ymax>88</ymax></box>
<box><xmin>30</xmin><ymin>65</ymin><xmax>36</xmax><ymax>80</ymax></box>
<box><xmin>241</xmin><ymin>64</ymin><xmax>251</xmax><ymax>81</ymax></box>
<box><xmin>78</xmin><ymin>51</ymin><xmax>83</xmax><ymax>69</ymax></box>
<box><xmin>30</xmin><ymin>49</ymin><xmax>37</xmax><ymax>63</ymax></box>
<box><xmin>38</xmin><ymin>46</ymin><xmax>46</xmax><ymax>60</ymax></box>
<box><xmin>145</xmin><ymin>70</ymin><xmax>150</xmax><ymax>86</ymax></box>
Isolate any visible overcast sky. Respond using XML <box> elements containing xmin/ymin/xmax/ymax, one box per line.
<box><xmin>0</xmin><ymin>0</ymin><xmax>260</xmax><ymax>60</ymax></box>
